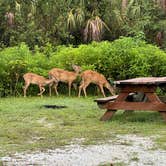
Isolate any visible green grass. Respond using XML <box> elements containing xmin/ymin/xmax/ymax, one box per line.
<box><xmin>0</xmin><ymin>96</ymin><xmax>166</xmax><ymax>157</ymax></box>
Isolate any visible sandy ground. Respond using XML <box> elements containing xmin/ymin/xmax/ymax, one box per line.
<box><xmin>1</xmin><ymin>134</ymin><xmax>166</xmax><ymax>166</ymax></box>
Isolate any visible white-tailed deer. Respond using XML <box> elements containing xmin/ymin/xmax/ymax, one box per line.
<box><xmin>78</xmin><ymin>70</ymin><xmax>115</xmax><ymax>97</ymax></box>
<box><xmin>49</xmin><ymin>65</ymin><xmax>81</xmax><ymax>96</ymax></box>
<box><xmin>23</xmin><ymin>73</ymin><xmax>57</xmax><ymax>97</ymax></box>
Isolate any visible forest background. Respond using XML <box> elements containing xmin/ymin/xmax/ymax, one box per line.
<box><xmin>1</xmin><ymin>0</ymin><xmax>166</xmax><ymax>48</ymax></box>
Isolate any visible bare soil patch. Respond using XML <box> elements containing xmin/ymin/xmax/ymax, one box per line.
<box><xmin>1</xmin><ymin>134</ymin><xmax>166</xmax><ymax>166</ymax></box>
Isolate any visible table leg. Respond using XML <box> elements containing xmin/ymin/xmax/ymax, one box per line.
<box><xmin>100</xmin><ymin>110</ymin><xmax>116</xmax><ymax>121</ymax></box>
<box><xmin>159</xmin><ymin>111</ymin><xmax>166</xmax><ymax>122</ymax></box>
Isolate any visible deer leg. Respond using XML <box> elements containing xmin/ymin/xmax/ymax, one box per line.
<box><xmin>38</xmin><ymin>86</ymin><xmax>45</xmax><ymax>96</ymax></box>
<box><xmin>99</xmin><ymin>85</ymin><xmax>106</xmax><ymax>97</ymax></box>
<box><xmin>108</xmin><ymin>86</ymin><xmax>116</xmax><ymax>96</ymax></box>
<box><xmin>49</xmin><ymin>83</ymin><xmax>53</xmax><ymax>97</ymax></box>
<box><xmin>82</xmin><ymin>83</ymin><xmax>90</xmax><ymax>97</ymax></box>
<box><xmin>68</xmin><ymin>82</ymin><xmax>72</xmax><ymax>96</ymax></box>
<box><xmin>78</xmin><ymin>81</ymin><xmax>87</xmax><ymax>97</ymax></box>
<box><xmin>105</xmin><ymin>83</ymin><xmax>116</xmax><ymax>96</ymax></box>
<box><xmin>23</xmin><ymin>82</ymin><xmax>30</xmax><ymax>97</ymax></box>
<box><xmin>83</xmin><ymin>86</ymin><xmax>87</xmax><ymax>97</ymax></box>
<box><xmin>78</xmin><ymin>86</ymin><xmax>82</xmax><ymax>97</ymax></box>
<box><xmin>38</xmin><ymin>86</ymin><xmax>42</xmax><ymax>96</ymax></box>
<box><xmin>49</xmin><ymin>81</ymin><xmax>58</xmax><ymax>96</ymax></box>
<box><xmin>41</xmin><ymin>87</ymin><xmax>45</xmax><ymax>96</ymax></box>
<box><xmin>78</xmin><ymin>81</ymin><xmax>83</xmax><ymax>97</ymax></box>
<box><xmin>53</xmin><ymin>82</ymin><xmax>59</xmax><ymax>96</ymax></box>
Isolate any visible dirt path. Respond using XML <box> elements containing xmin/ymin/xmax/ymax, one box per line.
<box><xmin>1</xmin><ymin>134</ymin><xmax>166</xmax><ymax>166</ymax></box>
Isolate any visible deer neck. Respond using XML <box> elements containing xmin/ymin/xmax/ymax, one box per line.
<box><xmin>75</xmin><ymin>70</ymin><xmax>81</xmax><ymax>76</ymax></box>
<box><xmin>45</xmin><ymin>78</ymin><xmax>55</xmax><ymax>85</ymax></box>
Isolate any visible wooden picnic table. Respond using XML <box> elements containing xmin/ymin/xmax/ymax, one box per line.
<box><xmin>95</xmin><ymin>77</ymin><xmax>166</xmax><ymax>121</ymax></box>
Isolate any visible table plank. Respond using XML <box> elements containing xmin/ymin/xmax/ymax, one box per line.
<box><xmin>94</xmin><ymin>95</ymin><xmax>118</xmax><ymax>103</ymax></box>
<box><xmin>115</xmin><ymin>77</ymin><xmax>166</xmax><ymax>85</ymax></box>
<box><xmin>104</xmin><ymin>101</ymin><xmax>166</xmax><ymax>112</ymax></box>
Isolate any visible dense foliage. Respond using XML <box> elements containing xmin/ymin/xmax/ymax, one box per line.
<box><xmin>0</xmin><ymin>37</ymin><xmax>166</xmax><ymax>97</ymax></box>
<box><xmin>0</xmin><ymin>0</ymin><xmax>166</xmax><ymax>49</ymax></box>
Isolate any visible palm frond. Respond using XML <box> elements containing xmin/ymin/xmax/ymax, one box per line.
<box><xmin>67</xmin><ymin>9</ymin><xmax>76</xmax><ymax>30</ymax></box>
<box><xmin>75</xmin><ymin>8</ymin><xmax>85</xmax><ymax>27</ymax></box>
<box><xmin>84</xmin><ymin>16</ymin><xmax>111</xmax><ymax>42</ymax></box>
<box><xmin>112</xmin><ymin>9</ymin><xmax>124</xmax><ymax>26</ymax></box>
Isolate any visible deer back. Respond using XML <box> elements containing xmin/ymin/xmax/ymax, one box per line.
<box><xmin>44</xmin><ymin>77</ymin><xmax>57</xmax><ymax>86</ymax></box>
<box><xmin>81</xmin><ymin>70</ymin><xmax>108</xmax><ymax>84</ymax></box>
<box><xmin>23</xmin><ymin>73</ymin><xmax>47</xmax><ymax>85</ymax></box>
<box><xmin>49</xmin><ymin>68</ymin><xmax>79</xmax><ymax>83</ymax></box>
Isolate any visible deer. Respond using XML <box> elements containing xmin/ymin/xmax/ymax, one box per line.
<box><xmin>78</xmin><ymin>70</ymin><xmax>116</xmax><ymax>97</ymax></box>
<box><xmin>48</xmin><ymin>65</ymin><xmax>81</xmax><ymax>96</ymax></box>
<box><xmin>23</xmin><ymin>72</ymin><xmax>57</xmax><ymax>97</ymax></box>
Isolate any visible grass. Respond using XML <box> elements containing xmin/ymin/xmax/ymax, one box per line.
<box><xmin>0</xmin><ymin>96</ymin><xmax>166</xmax><ymax>157</ymax></box>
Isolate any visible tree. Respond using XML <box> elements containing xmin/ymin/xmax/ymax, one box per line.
<box><xmin>0</xmin><ymin>0</ymin><xmax>165</xmax><ymax>48</ymax></box>
<box><xmin>121</xmin><ymin>0</ymin><xmax>128</xmax><ymax>13</ymax></box>
<box><xmin>84</xmin><ymin>16</ymin><xmax>111</xmax><ymax>42</ymax></box>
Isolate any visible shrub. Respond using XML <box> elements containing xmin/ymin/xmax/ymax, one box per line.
<box><xmin>0</xmin><ymin>37</ymin><xmax>166</xmax><ymax>97</ymax></box>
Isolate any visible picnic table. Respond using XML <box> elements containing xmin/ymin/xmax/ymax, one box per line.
<box><xmin>95</xmin><ymin>77</ymin><xmax>166</xmax><ymax>121</ymax></box>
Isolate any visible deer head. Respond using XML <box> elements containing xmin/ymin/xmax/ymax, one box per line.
<box><xmin>72</xmin><ymin>64</ymin><xmax>81</xmax><ymax>74</ymax></box>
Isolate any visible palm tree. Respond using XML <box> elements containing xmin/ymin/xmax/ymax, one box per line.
<box><xmin>84</xmin><ymin>16</ymin><xmax>111</xmax><ymax>42</ymax></box>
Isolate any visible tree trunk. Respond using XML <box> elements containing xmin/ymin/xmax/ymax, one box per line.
<box><xmin>162</xmin><ymin>0</ymin><xmax>166</xmax><ymax>10</ymax></box>
<box><xmin>121</xmin><ymin>0</ymin><xmax>128</xmax><ymax>13</ymax></box>
<box><xmin>156</xmin><ymin>0</ymin><xmax>166</xmax><ymax>10</ymax></box>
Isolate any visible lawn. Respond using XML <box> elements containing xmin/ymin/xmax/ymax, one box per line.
<box><xmin>0</xmin><ymin>96</ymin><xmax>166</xmax><ymax>157</ymax></box>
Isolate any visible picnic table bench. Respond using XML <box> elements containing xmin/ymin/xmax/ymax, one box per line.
<box><xmin>95</xmin><ymin>77</ymin><xmax>166</xmax><ymax>121</ymax></box>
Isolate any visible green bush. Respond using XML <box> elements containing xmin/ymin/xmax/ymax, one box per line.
<box><xmin>50</xmin><ymin>37</ymin><xmax>166</xmax><ymax>80</ymax></box>
<box><xmin>0</xmin><ymin>37</ymin><xmax>166</xmax><ymax>97</ymax></box>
